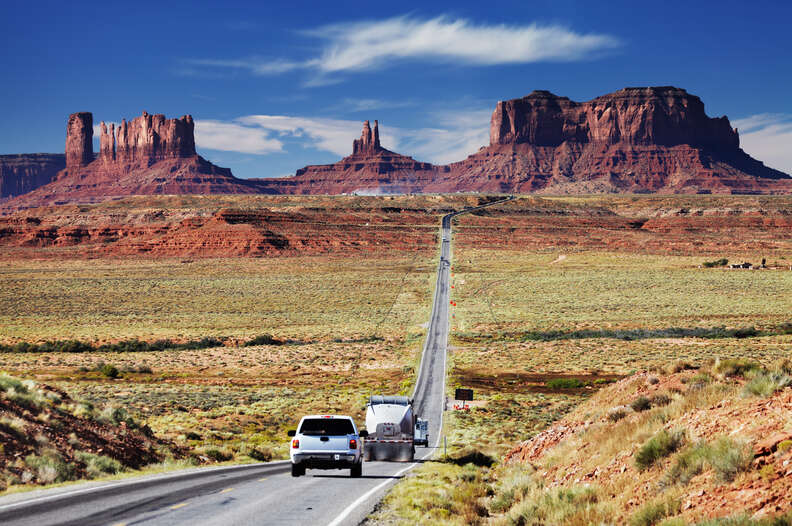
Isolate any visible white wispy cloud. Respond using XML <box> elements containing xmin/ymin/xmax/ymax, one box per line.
<box><xmin>733</xmin><ymin>113</ymin><xmax>792</xmax><ymax>174</ymax></box>
<box><xmin>194</xmin><ymin>120</ymin><xmax>284</xmax><ymax>154</ymax></box>
<box><xmin>308</xmin><ymin>16</ymin><xmax>620</xmax><ymax>73</ymax></box>
<box><xmin>185</xmin><ymin>15</ymin><xmax>620</xmax><ymax>83</ymax></box>
<box><xmin>193</xmin><ymin>109</ymin><xmax>492</xmax><ymax>166</ymax></box>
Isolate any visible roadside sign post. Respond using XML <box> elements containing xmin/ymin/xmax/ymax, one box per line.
<box><xmin>455</xmin><ymin>388</ymin><xmax>473</xmax><ymax>410</ymax></box>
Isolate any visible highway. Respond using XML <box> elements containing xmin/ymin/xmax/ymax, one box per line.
<box><xmin>0</xmin><ymin>197</ymin><xmax>511</xmax><ymax>526</ymax></box>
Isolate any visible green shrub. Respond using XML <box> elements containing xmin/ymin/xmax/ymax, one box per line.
<box><xmin>1</xmin><ymin>337</ymin><xmax>227</xmax><ymax>354</ymax></box>
<box><xmin>663</xmin><ymin>435</ymin><xmax>751</xmax><ymax>486</ymax></box>
<box><xmin>75</xmin><ymin>451</ymin><xmax>123</xmax><ymax>478</ymax></box>
<box><xmin>0</xmin><ymin>374</ymin><xmax>29</xmax><ymax>393</ymax></box>
<box><xmin>247</xmin><ymin>446</ymin><xmax>273</xmax><ymax>462</ymax></box>
<box><xmin>0</xmin><ymin>416</ymin><xmax>27</xmax><ymax>438</ymax></box>
<box><xmin>100</xmin><ymin>364</ymin><xmax>120</xmax><ymax>379</ymax></box>
<box><xmin>695</xmin><ymin>513</ymin><xmax>792</xmax><ymax>525</ymax></box>
<box><xmin>504</xmin><ymin>485</ymin><xmax>601</xmax><ymax>526</ymax></box>
<box><xmin>489</xmin><ymin>471</ymin><xmax>534</xmax><ymax>513</ymax></box>
<box><xmin>703</xmin><ymin>258</ymin><xmax>729</xmax><ymax>268</ymax></box>
<box><xmin>24</xmin><ymin>451</ymin><xmax>75</xmax><ymax>484</ymax></box>
<box><xmin>199</xmin><ymin>446</ymin><xmax>234</xmax><ymax>462</ymax></box>
<box><xmin>664</xmin><ymin>442</ymin><xmax>710</xmax><ymax>486</ymax></box>
<box><xmin>712</xmin><ymin>358</ymin><xmax>761</xmax><ymax>378</ymax></box>
<box><xmin>446</xmin><ymin>447</ymin><xmax>495</xmax><ymax>467</ymax></box>
<box><xmin>732</xmin><ymin>327</ymin><xmax>759</xmax><ymax>339</ymax></box>
<box><xmin>635</xmin><ymin>429</ymin><xmax>686</xmax><ymax>471</ymax></box>
<box><xmin>630</xmin><ymin>497</ymin><xmax>681</xmax><ymax>526</ymax></box>
<box><xmin>743</xmin><ymin>371</ymin><xmax>792</xmax><ymax>397</ymax></box>
<box><xmin>651</xmin><ymin>394</ymin><xmax>673</xmax><ymax>407</ymax></box>
<box><xmin>546</xmin><ymin>378</ymin><xmax>585</xmax><ymax>389</ymax></box>
<box><xmin>706</xmin><ymin>436</ymin><xmax>752</xmax><ymax>482</ymax></box>
<box><xmin>99</xmin><ymin>406</ymin><xmax>135</xmax><ymax>427</ymax></box>
<box><xmin>608</xmin><ymin>408</ymin><xmax>629</xmax><ymax>422</ymax></box>
<box><xmin>631</xmin><ymin>396</ymin><xmax>652</xmax><ymax>412</ymax></box>
<box><xmin>243</xmin><ymin>334</ymin><xmax>283</xmax><ymax>346</ymax></box>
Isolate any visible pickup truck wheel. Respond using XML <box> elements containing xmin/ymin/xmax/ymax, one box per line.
<box><xmin>350</xmin><ymin>463</ymin><xmax>362</xmax><ymax>478</ymax></box>
<box><xmin>291</xmin><ymin>463</ymin><xmax>305</xmax><ymax>477</ymax></box>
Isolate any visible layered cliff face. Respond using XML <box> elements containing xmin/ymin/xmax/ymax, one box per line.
<box><xmin>489</xmin><ymin>87</ymin><xmax>740</xmax><ymax>150</ymax></box>
<box><xmin>0</xmin><ymin>154</ymin><xmax>65</xmax><ymax>199</ymax></box>
<box><xmin>4</xmin><ymin>111</ymin><xmax>265</xmax><ymax>209</ymax></box>
<box><xmin>446</xmin><ymin>87</ymin><xmax>791</xmax><ymax>194</ymax></box>
<box><xmin>258</xmin><ymin>87</ymin><xmax>789</xmax><ymax>195</ymax></box>
<box><xmin>65</xmin><ymin>112</ymin><xmax>93</xmax><ymax>169</ymax></box>
<box><xmin>256</xmin><ymin>120</ymin><xmax>438</xmax><ymax>195</ymax></box>
<box><xmin>100</xmin><ymin>112</ymin><xmax>197</xmax><ymax>164</ymax></box>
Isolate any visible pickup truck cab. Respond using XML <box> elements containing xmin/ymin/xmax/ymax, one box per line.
<box><xmin>287</xmin><ymin>415</ymin><xmax>367</xmax><ymax>477</ymax></box>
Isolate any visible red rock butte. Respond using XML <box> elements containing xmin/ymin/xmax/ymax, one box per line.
<box><xmin>6</xmin><ymin>111</ymin><xmax>264</xmax><ymax>208</ymax></box>
<box><xmin>261</xmin><ymin>86</ymin><xmax>791</xmax><ymax>195</ymax></box>
<box><xmin>2</xmin><ymin>86</ymin><xmax>791</xmax><ymax>208</ymax></box>
<box><xmin>254</xmin><ymin>119</ymin><xmax>436</xmax><ymax>195</ymax></box>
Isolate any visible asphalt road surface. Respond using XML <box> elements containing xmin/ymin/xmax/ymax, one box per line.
<box><xmin>0</xmin><ymin>197</ymin><xmax>512</xmax><ymax>526</ymax></box>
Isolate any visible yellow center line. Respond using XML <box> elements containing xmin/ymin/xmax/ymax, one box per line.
<box><xmin>258</xmin><ymin>477</ymin><xmax>269</xmax><ymax>481</ymax></box>
<box><xmin>220</xmin><ymin>487</ymin><xmax>234</xmax><ymax>494</ymax></box>
<box><xmin>110</xmin><ymin>523</ymin><xmax>127</xmax><ymax>526</ymax></box>
<box><xmin>170</xmin><ymin>501</ymin><xmax>189</xmax><ymax>510</ymax></box>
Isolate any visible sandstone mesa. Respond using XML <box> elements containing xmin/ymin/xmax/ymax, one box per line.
<box><xmin>2</xmin><ymin>86</ymin><xmax>791</xmax><ymax>208</ymax></box>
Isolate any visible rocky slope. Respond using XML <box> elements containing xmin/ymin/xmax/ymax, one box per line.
<box><xmin>5</xmin><ymin>111</ymin><xmax>265</xmax><ymax>209</ymax></box>
<box><xmin>501</xmin><ymin>363</ymin><xmax>792</xmax><ymax>523</ymax></box>
<box><xmin>255</xmin><ymin>120</ymin><xmax>438</xmax><ymax>195</ymax></box>
<box><xmin>0</xmin><ymin>154</ymin><xmax>65</xmax><ymax>199</ymax></box>
<box><xmin>0</xmin><ymin>373</ymin><xmax>175</xmax><ymax>490</ymax></box>
<box><xmin>265</xmin><ymin>87</ymin><xmax>791</xmax><ymax>195</ymax></box>
<box><xmin>2</xmin><ymin>194</ymin><xmax>790</xmax><ymax>259</ymax></box>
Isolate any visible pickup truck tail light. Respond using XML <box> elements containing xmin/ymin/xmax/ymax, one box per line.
<box><xmin>349</xmin><ymin>439</ymin><xmax>357</xmax><ymax>450</ymax></box>
<box><xmin>291</xmin><ymin>439</ymin><xmax>299</xmax><ymax>449</ymax></box>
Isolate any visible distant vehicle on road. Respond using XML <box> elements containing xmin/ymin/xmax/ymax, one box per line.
<box><xmin>288</xmin><ymin>415</ymin><xmax>367</xmax><ymax>477</ymax></box>
<box><xmin>414</xmin><ymin>418</ymin><xmax>429</xmax><ymax>446</ymax></box>
<box><xmin>363</xmin><ymin>395</ymin><xmax>417</xmax><ymax>461</ymax></box>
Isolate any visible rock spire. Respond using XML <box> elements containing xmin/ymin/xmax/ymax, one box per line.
<box><xmin>65</xmin><ymin>112</ymin><xmax>93</xmax><ymax>169</ymax></box>
<box><xmin>352</xmin><ymin>120</ymin><xmax>382</xmax><ymax>155</ymax></box>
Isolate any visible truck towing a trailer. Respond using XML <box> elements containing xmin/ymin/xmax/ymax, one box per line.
<box><xmin>363</xmin><ymin>395</ymin><xmax>424</xmax><ymax>462</ymax></box>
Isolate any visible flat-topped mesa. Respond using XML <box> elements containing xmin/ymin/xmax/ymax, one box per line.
<box><xmin>352</xmin><ymin>120</ymin><xmax>382</xmax><ymax>155</ymax></box>
<box><xmin>99</xmin><ymin>111</ymin><xmax>197</xmax><ymax>164</ymax></box>
<box><xmin>489</xmin><ymin>86</ymin><xmax>740</xmax><ymax>151</ymax></box>
<box><xmin>65</xmin><ymin>112</ymin><xmax>93</xmax><ymax>169</ymax></box>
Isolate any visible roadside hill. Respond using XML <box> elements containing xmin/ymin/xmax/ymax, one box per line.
<box><xmin>499</xmin><ymin>359</ymin><xmax>792</xmax><ymax>524</ymax></box>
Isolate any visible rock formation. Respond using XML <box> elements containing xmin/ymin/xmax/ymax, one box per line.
<box><xmin>444</xmin><ymin>87</ymin><xmax>791</xmax><ymax>194</ymax></box>
<box><xmin>0</xmin><ymin>154</ymin><xmax>65</xmax><ymax>199</ymax></box>
<box><xmin>3</xmin><ymin>87</ymin><xmax>791</xmax><ymax>207</ymax></box>
<box><xmin>104</xmin><ymin>112</ymin><xmax>197</xmax><ymax>164</ymax></box>
<box><xmin>65</xmin><ymin>112</ymin><xmax>93</xmax><ymax>169</ymax></box>
<box><xmin>255</xmin><ymin>120</ymin><xmax>438</xmax><ymax>195</ymax></box>
<box><xmin>254</xmin><ymin>87</ymin><xmax>790</xmax><ymax>195</ymax></box>
<box><xmin>352</xmin><ymin>120</ymin><xmax>381</xmax><ymax>155</ymax></box>
<box><xmin>4</xmin><ymin>111</ymin><xmax>266</xmax><ymax>209</ymax></box>
<box><xmin>488</xmin><ymin>87</ymin><xmax>740</xmax><ymax>150</ymax></box>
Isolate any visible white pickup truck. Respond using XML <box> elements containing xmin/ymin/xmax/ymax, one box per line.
<box><xmin>287</xmin><ymin>415</ymin><xmax>367</xmax><ymax>477</ymax></box>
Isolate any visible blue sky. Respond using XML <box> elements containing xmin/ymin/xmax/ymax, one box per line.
<box><xmin>2</xmin><ymin>0</ymin><xmax>791</xmax><ymax>178</ymax></box>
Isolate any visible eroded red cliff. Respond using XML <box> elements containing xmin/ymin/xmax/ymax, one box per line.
<box><xmin>255</xmin><ymin>120</ymin><xmax>437</xmax><ymax>195</ymax></box>
<box><xmin>5</xmin><ymin>111</ymin><xmax>264</xmax><ymax>209</ymax></box>
<box><xmin>0</xmin><ymin>154</ymin><xmax>65</xmax><ymax>199</ymax></box>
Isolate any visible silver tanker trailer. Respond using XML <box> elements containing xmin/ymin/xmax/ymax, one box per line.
<box><xmin>363</xmin><ymin>395</ymin><xmax>419</xmax><ymax>461</ymax></box>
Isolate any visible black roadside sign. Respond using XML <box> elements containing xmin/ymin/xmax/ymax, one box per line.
<box><xmin>455</xmin><ymin>388</ymin><xmax>473</xmax><ymax>401</ymax></box>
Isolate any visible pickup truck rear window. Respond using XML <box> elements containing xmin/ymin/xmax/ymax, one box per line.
<box><xmin>299</xmin><ymin>418</ymin><xmax>355</xmax><ymax>436</ymax></box>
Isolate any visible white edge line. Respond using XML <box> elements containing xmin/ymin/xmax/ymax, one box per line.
<box><xmin>326</xmin><ymin>214</ymin><xmax>460</xmax><ymax>526</ymax></box>
<box><xmin>0</xmin><ymin>462</ymin><xmax>288</xmax><ymax>512</ymax></box>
